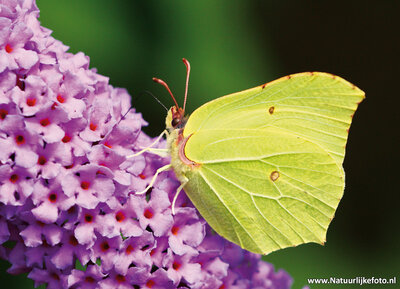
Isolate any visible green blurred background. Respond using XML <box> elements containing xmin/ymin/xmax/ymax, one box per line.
<box><xmin>1</xmin><ymin>1</ymin><xmax>399</xmax><ymax>288</ymax></box>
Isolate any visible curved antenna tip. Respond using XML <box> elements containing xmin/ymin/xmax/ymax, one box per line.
<box><xmin>182</xmin><ymin>58</ymin><xmax>190</xmax><ymax>114</ymax></box>
<box><xmin>182</xmin><ymin>58</ymin><xmax>190</xmax><ymax>66</ymax></box>
<box><xmin>152</xmin><ymin>77</ymin><xmax>180</xmax><ymax>110</ymax></box>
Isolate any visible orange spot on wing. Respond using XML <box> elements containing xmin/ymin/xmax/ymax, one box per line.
<box><xmin>268</xmin><ymin>106</ymin><xmax>275</xmax><ymax>114</ymax></box>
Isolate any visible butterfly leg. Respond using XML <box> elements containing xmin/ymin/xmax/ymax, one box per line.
<box><xmin>140</xmin><ymin>148</ymin><xmax>169</xmax><ymax>158</ymax></box>
<box><xmin>127</xmin><ymin>130</ymin><xmax>169</xmax><ymax>158</ymax></box>
<box><xmin>171</xmin><ymin>177</ymin><xmax>188</xmax><ymax>215</ymax></box>
<box><xmin>135</xmin><ymin>163</ymin><xmax>172</xmax><ymax>195</ymax></box>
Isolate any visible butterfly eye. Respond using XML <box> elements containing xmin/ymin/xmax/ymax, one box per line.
<box><xmin>171</xmin><ymin>118</ymin><xmax>180</xmax><ymax>127</ymax></box>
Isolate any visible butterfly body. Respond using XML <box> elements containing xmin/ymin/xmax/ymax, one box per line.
<box><xmin>164</xmin><ymin>71</ymin><xmax>364</xmax><ymax>255</ymax></box>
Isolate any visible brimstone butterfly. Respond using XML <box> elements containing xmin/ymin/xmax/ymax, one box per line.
<box><xmin>142</xmin><ymin>59</ymin><xmax>364</xmax><ymax>255</ymax></box>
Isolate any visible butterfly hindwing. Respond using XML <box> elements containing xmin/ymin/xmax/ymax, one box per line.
<box><xmin>183</xmin><ymin>128</ymin><xmax>343</xmax><ymax>254</ymax></box>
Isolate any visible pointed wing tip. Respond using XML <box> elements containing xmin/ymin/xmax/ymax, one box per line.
<box><xmin>305</xmin><ymin>72</ymin><xmax>366</xmax><ymax>105</ymax></box>
<box><xmin>313</xmin><ymin>72</ymin><xmax>365</xmax><ymax>97</ymax></box>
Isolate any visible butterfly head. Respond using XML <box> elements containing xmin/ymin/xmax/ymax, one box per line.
<box><xmin>154</xmin><ymin>58</ymin><xmax>191</xmax><ymax>131</ymax></box>
<box><xmin>166</xmin><ymin>106</ymin><xmax>187</xmax><ymax>130</ymax></box>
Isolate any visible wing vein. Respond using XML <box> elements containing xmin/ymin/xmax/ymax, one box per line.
<box><xmin>273</xmin><ymin>182</ymin><xmax>321</xmax><ymax>241</ymax></box>
<box><xmin>202</xmin><ymin>167</ymin><xmax>283</xmax><ymax>248</ymax></box>
<box><xmin>198</xmin><ymin>169</ymin><xmax>265</xmax><ymax>252</ymax></box>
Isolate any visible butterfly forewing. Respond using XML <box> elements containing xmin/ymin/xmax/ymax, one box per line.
<box><xmin>183</xmin><ymin>72</ymin><xmax>364</xmax><ymax>165</ymax></box>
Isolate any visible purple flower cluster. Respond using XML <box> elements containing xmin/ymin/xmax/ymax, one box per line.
<box><xmin>0</xmin><ymin>1</ymin><xmax>294</xmax><ymax>288</ymax></box>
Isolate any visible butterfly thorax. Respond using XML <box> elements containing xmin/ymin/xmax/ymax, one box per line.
<box><xmin>166</xmin><ymin>108</ymin><xmax>199</xmax><ymax>184</ymax></box>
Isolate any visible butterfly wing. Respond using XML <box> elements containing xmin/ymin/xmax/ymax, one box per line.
<box><xmin>178</xmin><ymin>72</ymin><xmax>364</xmax><ymax>254</ymax></box>
<box><xmin>184</xmin><ymin>72</ymin><xmax>364</xmax><ymax>165</ymax></box>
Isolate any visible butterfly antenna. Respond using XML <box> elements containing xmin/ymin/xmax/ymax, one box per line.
<box><xmin>182</xmin><ymin>58</ymin><xmax>191</xmax><ymax>115</ymax></box>
<box><xmin>152</xmin><ymin>77</ymin><xmax>180</xmax><ymax>110</ymax></box>
<box><xmin>143</xmin><ymin>90</ymin><xmax>168</xmax><ymax>112</ymax></box>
